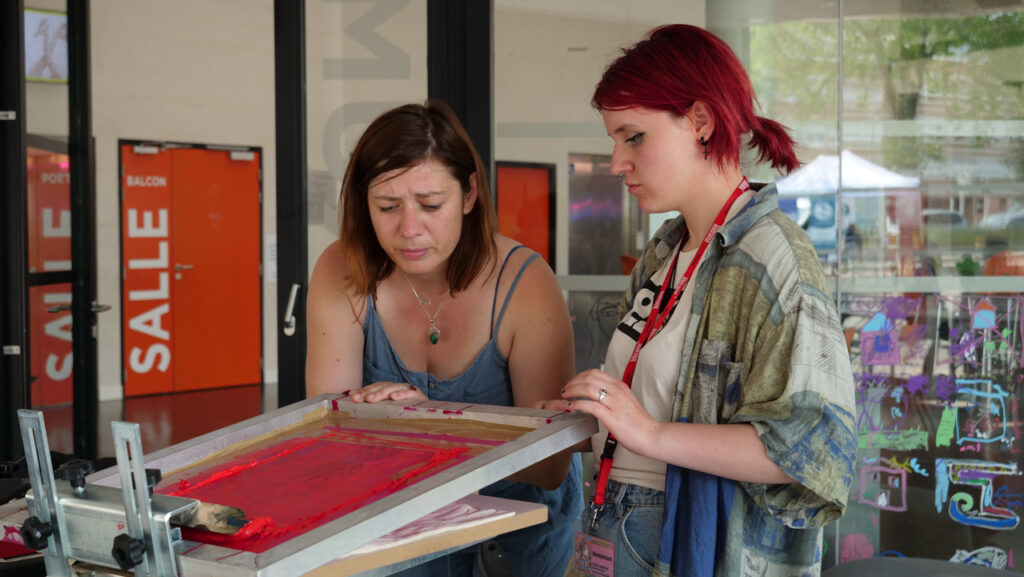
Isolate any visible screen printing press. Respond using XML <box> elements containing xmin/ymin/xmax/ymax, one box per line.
<box><xmin>0</xmin><ymin>394</ymin><xmax>597</xmax><ymax>577</ymax></box>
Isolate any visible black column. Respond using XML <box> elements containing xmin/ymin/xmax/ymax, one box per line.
<box><xmin>68</xmin><ymin>0</ymin><xmax>98</xmax><ymax>459</ymax></box>
<box><xmin>275</xmin><ymin>0</ymin><xmax>308</xmax><ymax>408</ymax></box>
<box><xmin>0</xmin><ymin>0</ymin><xmax>28</xmax><ymax>463</ymax></box>
<box><xmin>427</xmin><ymin>0</ymin><xmax>493</xmax><ymax>194</ymax></box>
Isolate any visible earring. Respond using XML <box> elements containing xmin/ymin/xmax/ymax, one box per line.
<box><xmin>699</xmin><ymin>136</ymin><xmax>709</xmax><ymax>160</ymax></box>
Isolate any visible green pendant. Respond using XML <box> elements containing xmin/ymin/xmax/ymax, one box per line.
<box><xmin>429</xmin><ymin>326</ymin><xmax>440</xmax><ymax>345</ymax></box>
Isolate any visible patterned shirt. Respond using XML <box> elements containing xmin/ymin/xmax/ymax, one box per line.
<box><xmin>618</xmin><ymin>182</ymin><xmax>857</xmax><ymax>577</ymax></box>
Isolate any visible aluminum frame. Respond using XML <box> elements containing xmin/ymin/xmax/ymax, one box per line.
<box><xmin>31</xmin><ymin>394</ymin><xmax>595</xmax><ymax>577</ymax></box>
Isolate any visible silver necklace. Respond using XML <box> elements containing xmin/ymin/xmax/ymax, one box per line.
<box><xmin>402</xmin><ymin>273</ymin><xmax>446</xmax><ymax>345</ymax></box>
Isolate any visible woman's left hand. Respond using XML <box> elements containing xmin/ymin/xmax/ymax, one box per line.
<box><xmin>531</xmin><ymin>398</ymin><xmax>572</xmax><ymax>412</ymax></box>
<box><xmin>561</xmin><ymin>369</ymin><xmax>660</xmax><ymax>454</ymax></box>
<box><xmin>350</xmin><ymin>381</ymin><xmax>428</xmax><ymax>403</ymax></box>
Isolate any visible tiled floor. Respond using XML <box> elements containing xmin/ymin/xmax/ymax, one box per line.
<box><xmin>33</xmin><ymin>383</ymin><xmax>275</xmax><ymax>459</ymax></box>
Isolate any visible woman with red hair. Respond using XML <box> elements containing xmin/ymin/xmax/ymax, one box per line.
<box><xmin>547</xmin><ymin>25</ymin><xmax>856</xmax><ymax>577</ymax></box>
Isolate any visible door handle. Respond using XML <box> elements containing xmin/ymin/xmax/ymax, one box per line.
<box><xmin>283</xmin><ymin>283</ymin><xmax>301</xmax><ymax>337</ymax></box>
<box><xmin>47</xmin><ymin>303</ymin><xmax>112</xmax><ymax>313</ymax></box>
<box><xmin>174</xmin><ymin>263</ymin><xmax>195</xmax><ymax>270</ymax></box>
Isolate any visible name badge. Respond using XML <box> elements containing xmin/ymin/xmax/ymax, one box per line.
<box><xmin>572</xmin><ymin>531</ymin><xmax>615</xmax><ymax>577</ymax></box>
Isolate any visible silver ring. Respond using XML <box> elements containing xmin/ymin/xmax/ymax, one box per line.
<box><xmin>598</xmin><ymin>389</ymin><xmax>608</xmax><ymax>403</ymax></box>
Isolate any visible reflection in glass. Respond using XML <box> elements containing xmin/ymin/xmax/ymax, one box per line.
<box><xmin>569</xmin><ymin>290</ymin><xmax>622</xmax><ymax>373</ymax></box>
<box><xmin>738</xmin><ymin>4</ymin><xmax>1024</xmax><ymax>570</ymax></box>
<box><xmin>568</xmin><ymin>153</ymin><xmax>643</xmax><ymax>275</ymax></box>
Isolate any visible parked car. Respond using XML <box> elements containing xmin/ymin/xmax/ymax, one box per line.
<box><xmin>980</xmin><ymin>211</ymin><xmax>1024</xmax><ymax>230</ymax></box>
<box><xmin>922</xmin><ymin>208</ymin><xmax>967</xmax><ymax>229</ymax></box>
<box><xmin>979</xmin><ymin>212</ymin><xmax>1010</xmax><ymax>229</ymax></box>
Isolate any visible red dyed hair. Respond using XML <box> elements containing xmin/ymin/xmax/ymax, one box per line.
<box><xmin>592</xmin><ymin>24</ymin><xmax>799</xmax><ymax>175</ymax></box>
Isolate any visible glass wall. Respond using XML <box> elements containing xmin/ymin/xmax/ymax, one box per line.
<box><xmin>304</xmin><ymin>0</ymin><xmax>428</xmax><ymax>278</ymax></box>
<box><xmin>24</xmin><ymin>1</ymin><xmax>75</xmax><ymax>453</ymax></box>
<box><xmin>830</xmin><ymin>5</ymin><xmax>1023</xmax><ymax>570</ymax></box>
<box><xmin>496</xmin><ymin>0</ymin><xmax>1024</xmax><ymax>571</ymax></box>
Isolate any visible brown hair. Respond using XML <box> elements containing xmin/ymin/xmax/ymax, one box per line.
<box><xmin>338</xmin><ymin>99</ymin><xmax>497</xmax><ymax>296</ymax></box>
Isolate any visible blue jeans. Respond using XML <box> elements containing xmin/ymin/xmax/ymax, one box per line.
<box><xmin>580</xmin><ymin>480</ymin><xmax>665</xmax><ymax>577</ymax></box>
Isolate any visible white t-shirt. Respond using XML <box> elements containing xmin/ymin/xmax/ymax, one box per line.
<box><xmin>593</xmin><ymin>190</ymin><xmax>752</xmax><ymax>491</ymax></box>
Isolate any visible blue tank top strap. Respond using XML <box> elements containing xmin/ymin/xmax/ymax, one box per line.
<box><xmin>490</xmin><ymin>246</ymin><xmax>539</xmax><ymax>337</ymax></box>
<box><xmin>490</xmin><ymin>246</ymin><xmax>525</xmax><ymax>331</ymax></box>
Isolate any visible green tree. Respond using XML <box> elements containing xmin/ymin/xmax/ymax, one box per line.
<box><xmin>750</xmin><ymin>12</ymin><xmax>1024</xmax><ymax>169</ymax></box>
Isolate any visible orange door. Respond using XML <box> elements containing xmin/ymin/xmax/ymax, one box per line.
<box><xmin>170</xmin><ymin>148</ymin><xmax>261</xmax><ymax>391</ymax></box>
<box><xmin>122</xmin><ymin>144</ymin><xmax>261</xmax><ymax>396</ymax></box>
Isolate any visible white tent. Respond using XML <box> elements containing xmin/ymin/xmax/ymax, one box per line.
<box><xmin>776</xmin><ymin>149</ymin><xmax>920</xmax><ymax>194</ymax></box>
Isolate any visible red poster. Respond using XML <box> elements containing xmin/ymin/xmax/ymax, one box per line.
<box><xmin>121</xmin><ymin>145</ymin><xmax>174</xmax><ymax>396</ymax></box>
<box><xmin>27</xmin><ymin>148</ymin><xmax>73</xmax><ymax>406</ymax></box>
<box><xmin>496</xmin><ymin>164</ymin><xmax>553</xmax><ymax>265</ymax></box>
<box><xmin>29</xmin><ymin>284</ymin><xmax>73</xmax><ymax>406</ymax></box>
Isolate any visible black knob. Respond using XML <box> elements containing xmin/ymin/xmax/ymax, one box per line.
<box><xmin>20</xmin><ymin>516</ymin><xmax>53</xmax><ymax>550</ymax></box>
<box><xmin>131</xmin><ymin>468</ymin><xmax>162</xmax><ymax>497</ymax></box>
<box><xmin>55</xmin><ymin>458</ymin><xmax>95</xmax><ymax>490</ymax></box>
<box><xmin>145</xmin><ymin>468</ymin><xmax>162</xmax><ymax>495</ymax></box>
<box><xmin>111</xmin><ymin>533</ymin><xmax>146</xmax><ymax>571</ymax></box>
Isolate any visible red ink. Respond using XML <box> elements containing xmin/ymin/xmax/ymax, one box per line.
<box><xmin>442</xmin><ymin>410</ymin><xmax>463</xmax><ymax>415</ymax></box>
<box><xmin>160</xmin><ymin>428</ymin><xmax>472</xmax><ymax>553</ymax></box>
<box><xmin>403</xmin><ymin>407</ymin><xmax>417</xmax><ymax>412</ymax></box>
<box><xmin>169</xmin><ymin>438</ymin><xmax>319</xmax><ymax>496</ymax></box>
<box><xmin>0</xmin><ymin>541</ymin><xmax>31</xmax><ymax>559</ymax></box>
<box><xmin>3</xmin><ymin>526</ymin><xmax>24</xmax><ymax>544</ymax></box>
<box><xmin>0</xmin><ymin>527</ymin><xmax>30</xmax><ymax>559</ymax></box>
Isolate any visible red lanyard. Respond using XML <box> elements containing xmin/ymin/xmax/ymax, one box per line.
<box><xmin>592</xmin><ymin>178</ymin><xmax>749</xmax><ymax>506</ymax></box>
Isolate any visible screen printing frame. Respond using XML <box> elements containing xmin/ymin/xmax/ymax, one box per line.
<box><xmin>86</xmin><ymin>394</ymin><xmax>596</xmax><ymax>577</ymax></box>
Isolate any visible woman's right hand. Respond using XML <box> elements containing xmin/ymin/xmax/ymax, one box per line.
<box><xmin>349</xmin><ymin>382</ymin><xmax>428</xmax><ymax>403</ymax></box>
<box><xmin>562</xmin><ymin>368</ymin><xmax>658</xmax><ymax>455</ymax></box>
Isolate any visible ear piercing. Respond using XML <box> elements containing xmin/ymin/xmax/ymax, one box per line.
<box><xmin>699</xmin><ymin>136</ymin><xmax>709</xmax><ymax>160</ymax></box>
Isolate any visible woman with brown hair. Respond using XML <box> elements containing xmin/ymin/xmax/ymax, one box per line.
<box><xmin>306</xmin><ymin>99</ymin><xmax>582</xmax><ymax>577</ymax></box>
